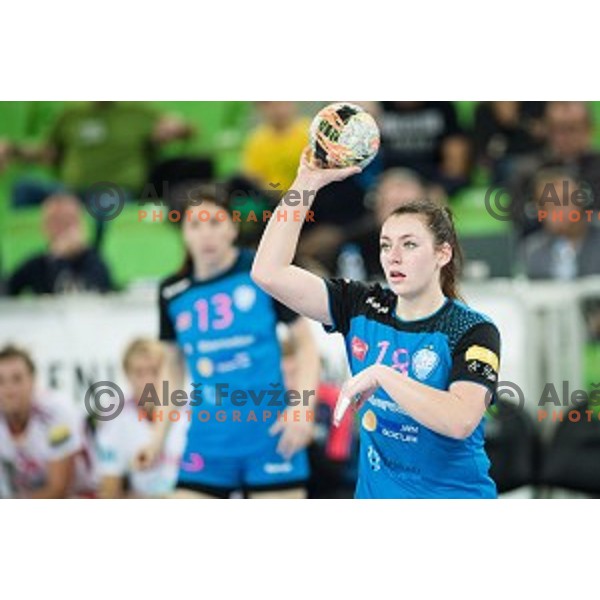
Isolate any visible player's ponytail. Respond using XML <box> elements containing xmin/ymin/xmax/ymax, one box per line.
<box><xmin>388</xmin><ymin>199</ymin><xmax>464</xmax><ymax>301</ymax></box>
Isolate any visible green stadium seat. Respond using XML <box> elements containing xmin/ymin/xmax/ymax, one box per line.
<box><xmin>452</xmin><ymin>186</ymin><xmax>512</xmax><ymax>237</ymax></box>
<box><xmin>0</xmin><ymin>207</ymin><xmax>45</xmax><ymax>276</ymax></box>
<box><xmin>100</xmin><ymin>203</ymin><xmax>184</xmax><ymax>289</ymax></box>
<box><xmin>454</xmin><ymin>101</ymin><xmax>477</xmax><ymax>129</ymax></box>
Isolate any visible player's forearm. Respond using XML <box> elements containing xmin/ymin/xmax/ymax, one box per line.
<box><xmin>375</xmin><ymin>366</ymin><xmax>481</xmax><ymax>440</ymax></box>
<box><xmin>252</xmin><ymin>173</ymin><xmax>322</xmax><ymax>283</ymax></box>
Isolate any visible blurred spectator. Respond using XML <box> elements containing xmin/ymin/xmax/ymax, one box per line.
<box><xmin>379</xmin><ymin>101</ymin><xmax>472</xmax><ymax>195</ymax></box>
<box><xmin>299</xmin><ymin>168</ymin><xmax>431</xmax><ymax>279</ymax></box>
<box><xmin>95</xmin><ymin>339</ymin><xmax>188</xmax><ymax>499</ymax></box>
<box><xmin>520</xmin><ymin>168</ymin><xmax>600</xmax><ymax>279</ymax></box>
<box><xmin>509</xmin><ymin>101</ymin><xmax>600</xmax><ymax>236</ymax></box>
<box><xmin>12</xmin><ymin>101</ymin><xmax>193</xmax><ymax>207</ymax></box>
<box><xmin>7</xmin><ymin>194</ymin><xmax>114</xmax><ymax>295</ymax></box>
<box><xmin>242</xmin><ymin>101</ymin><xmax>310</xmax><ymax>192</ymax></box>
<box><xmin>0</xmin><ymin>345</ymin><xmax>96</xmax><ymax>498</ymax></box>
<box><xmin>474</xmin><ymin>101</ymin><xmax>546</xmax><ymax>182</ymax></box>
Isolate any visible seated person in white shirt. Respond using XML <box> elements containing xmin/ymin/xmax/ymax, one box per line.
<box><xmin>96</xmin><ymin>338</ymin><xmax>188</xmax><ymax>498</ymax></box>
<box><xmin>0</xmin><ymin>345</ymin><xmax>96</xmax><ymax>499</ymax></box>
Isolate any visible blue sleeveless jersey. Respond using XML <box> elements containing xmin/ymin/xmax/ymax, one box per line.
<box><xmin>324</xmin><ymin>278</ymin><xmax>501</xmax><ymax>499</ymax></box>
<box><xmin>159</xmin><ymin>250</ymin><xmax>298</xmax><ymax>459</ymax></box>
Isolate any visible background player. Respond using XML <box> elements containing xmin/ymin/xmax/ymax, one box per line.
<box><xmin>137</xmin><ymin>186</ymin><xmax>320</xmax><ymax>499</ymax></box>
<box><xmin>252</xmin><ymin>149</ymin><xmax>501</xmax><ymax>498</ymax></box>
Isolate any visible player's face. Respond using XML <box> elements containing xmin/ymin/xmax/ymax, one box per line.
<box><xmin>0</xmin><ymin>358</ymin><xmax>35</xmax><ymax>415</ymax></box>
<box><xmin>182</xmin><ymin>202</ymin><xmax>238</xmax><ymax>266</ymax></box>
<box><xmin>126</xmin><ymin>354</ymin><xmax>163</xmax><ymax>403</ymax></box>
<box><xmin>380</xmin><ymin>214</ymin><xmax>451</xmax><ymax>299</ymax></box>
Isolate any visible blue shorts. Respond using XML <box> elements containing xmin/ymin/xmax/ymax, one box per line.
<box><xmin>176</xmin><ymin>437</ymin><xmax>309</xmax><ymax>498</ymax></box>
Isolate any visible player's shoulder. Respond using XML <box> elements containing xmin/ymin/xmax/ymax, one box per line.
<box><xmin>439</xmin><ymin>299</ymin><xmax>500</xmax><ymax>349</ymax></box>
<box><xmin>160</xmin><ymin>250</ymin><xmax>254</xmax><ymax>301</ymax></box>
<box><xmin>327</xmin><ymin>278</ymin><xmax>394</xmax><ymax>313</ymax></box>
<box><xmin>444</xmin><ymin>299</ymin><xmax>498</xmax><ymax>330</ymax></box>
<box><xmin>159</xmin><ymin>268</ymin><xmax>193</xmax><ymax>302</ymax></box>
<box><xmin>362</xmin><ymin>281</ymin><xmax>397</xmax><ymax>315</ymax></box>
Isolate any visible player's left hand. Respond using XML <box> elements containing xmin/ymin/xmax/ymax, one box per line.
<box><xmin>269</xmin><ymin>407</ymin><xmax>314</xmax><ymax>460</ymax></box>
<box><xmin>334</xmin><ymin>366</ymin><xmax>381</xmax><ymax>427</ymax></box>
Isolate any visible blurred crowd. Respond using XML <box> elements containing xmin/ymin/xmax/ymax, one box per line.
<box><xmin>1</xmin><ymin>101</ymin><xmax>600</xmax><ymax>296</ymax></box>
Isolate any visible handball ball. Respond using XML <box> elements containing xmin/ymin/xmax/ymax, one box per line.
<box><xmin>309</xmin><ymin>102</ymin><xmax>380</xmax><ymax>169</ymax></box>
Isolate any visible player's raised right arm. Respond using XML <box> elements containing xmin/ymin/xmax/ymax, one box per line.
<box><xmin>251</xmin><ymin>148</ymin><xmax>360</xmax><ymax>325</ymax></box>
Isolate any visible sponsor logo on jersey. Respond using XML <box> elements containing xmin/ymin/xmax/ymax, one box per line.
<box><xmin>351</xmin><ymin>336</ymin><xmax>369</xmax><ymax>361</ymax></box>
<box><xmin>233</xmin><ymin>285</ymin><xmax>257</xmax><ymax>312</ymax></box>
<box><xmin>162</xmin><ymin>278</ymin><xmax>192</xmax><ymax>300</ymax></box>
<box><xmin>367</xmin><ymin>445</ymin><xmax>381</xmax><ymax>472</ymax></box>
<box><xmin>365</xmin><ymin>296</ymin><xmax>390</xmax><ymax>315</ymax></box>
<box><xmin>369</xmin><ymin>396</ymin><xmax>407</xmax><ymax>415</ymax></box>
<box><xmin>263</xmin><ymin>461</ymin><xmax>293</xmax><ymax>474</ymax></box>
<box><xmin>197</xmin><ymin>358</ymin><xmax>214</xmax><ymax>377</ymax></box>
<box><xmin>412</xmin><ymin>347</ymin><xmax>440</xmax><ymax>381</ymax></box>
<box><xmin>381</xmin><ymin>427</ymin><xmax>418</xmax><ymax>444</ymax></box>
<box><xmin>197</xmin><ymin>335</ymin><xmax>256</xmax><ymax>354</ymax></box>
<box><xmin>362</xmin><ymin>410</ymin><xmax>378</xmax><ymax>432</ymax></box>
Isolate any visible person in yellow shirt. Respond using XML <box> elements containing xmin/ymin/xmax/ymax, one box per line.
<box><xmin>242</xmin><ymin>102</ymin><xmax>310</xmax><ymax>192</ymax></box>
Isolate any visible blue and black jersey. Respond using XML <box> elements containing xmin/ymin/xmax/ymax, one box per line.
<box><xmin>159</xmin><ymin>249</ymin><xmax>298</xmax><ymax>460</ymax></box>
<box><xmin>324</xmin><ymin>278</ymin><xmax>501</xmax><ymax>499</ymax></box>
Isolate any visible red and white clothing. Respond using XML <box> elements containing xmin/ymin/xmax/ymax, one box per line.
<box><xmin>0</xmin><ymin>391</ymin><xmax>96</xmax><ymax>498</ymax></box>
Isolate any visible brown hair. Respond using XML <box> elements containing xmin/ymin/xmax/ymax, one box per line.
<box><xmin>387</xmin><ymin>198</ymin><xmax>463</xmax><ymax>300</ymax></box>
<box><xmin>0</xmin><ymin>345</ymin><xmax>36</xmax><ymax>374</ymax></box>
